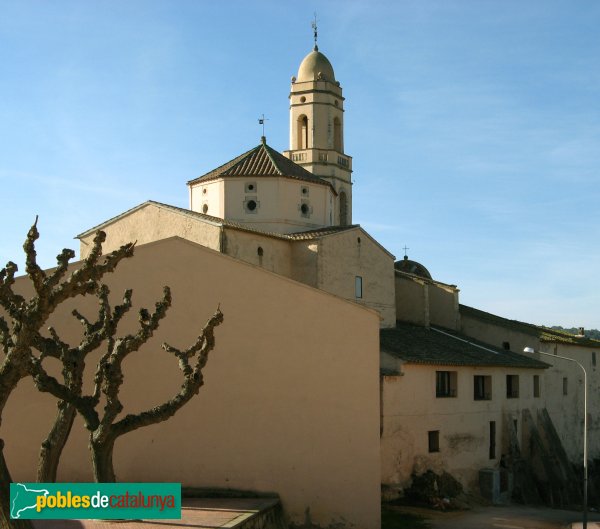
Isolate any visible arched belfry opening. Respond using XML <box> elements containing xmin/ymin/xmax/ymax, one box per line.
<box><xmin>296</xmin><ymin>115</ymin><xmax>309</xmax><ymax>150</ymax></box>
<box><xmin>284</xmin><ymin>45</ymin><xmax>352</xmax><ymax>227</ymax></box>
<box><xmin>339</xmin><ymin>191</ymin><xmax>348</xmax><ymax>226</ymax></box>
<box><xmin>333</xmin><ymin>117</ymin><xmax>342</xmax><ymax>152</ymax></box>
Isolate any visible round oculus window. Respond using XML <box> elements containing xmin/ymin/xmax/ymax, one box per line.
<box><xmin>301</xmin><ymin>203</ymin><xmax>309</xmax><ymax>215</ymax></box>
<box><xmin>247</xmin><ymin>200</ymin><xmax>257</xmax><ymax>211</ymax></box>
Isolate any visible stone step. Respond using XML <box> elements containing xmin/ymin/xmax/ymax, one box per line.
<box><xmin>32</xmin><ymin>497</ymin><xmax>285</xmax><ymax>529</ymax></box>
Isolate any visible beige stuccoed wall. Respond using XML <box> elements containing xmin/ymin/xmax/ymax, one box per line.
<box><xmin>395</xmin><ymin>275</ymin><xmax>460</xmax><ymax>330</ymax></box>
<box><xmin>428</xmin><ymin>283</ymin><xmax>460</xmax><ymax>330</ymax></box>
<box><xmin>395</xmin><ymin>275</ymin><xmax>429</xmax><ymax>326</ymax></box>
<box><xmin>315</xmin><ymin>229</ymin><xmax>396</xmax><ymax>327</ymax></box>
<box><xmin>79</xmin><ymin>203</ymin><xmax>222</xmax><ymax>259</ymax></box>
<box><xmin>220</xmin><ymin>177</ymin><xmax>333</xmax><ymax>233</ymax></box>
<box><xmin>190</xmin><ymin>180</ymin><xmax>224</xmax><ymax>218</ymax></box>
<box><xmin>381</xmin><ymin>360</ymin><xmax>547</xmax><ymax>491</ymax></box>
<box><xmin>460</xmin><ymin>313</ymin><xmax>600</xmax><ymax>461</ymax></box>
<box><xmin>290</xmin><ymin>241</ymin><xmax>319</xmax><ymax>288</ymax></box>
<box><xmin>3</xmin><ymin>237</ymin><xmax>381</xmax><ymax>529</ymax></box>
<box><xmin>221</xmin><ymin>228</ymin><xmax>293</xmax><ymax>277</ymax></box>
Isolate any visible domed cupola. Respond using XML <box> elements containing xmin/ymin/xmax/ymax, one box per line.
<box><xmin>394</xmin><ymin>255</ymin><xmax>433</xmax><ymax>280</ymax></box>
<box><xmin>297</xmin><ymin>47</ymin><xmax>336</xmax><ymax>83</ymax></box>
<box><xmin>283</xmin><ymin>26</ymin><xmax>353</xmax><ymax>228</ymax></box>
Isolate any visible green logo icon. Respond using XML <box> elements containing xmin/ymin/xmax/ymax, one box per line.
<box><xmin>10</xmin><ymin>483</ymin><xmax>181</xmax><ymax>520</ymax></box>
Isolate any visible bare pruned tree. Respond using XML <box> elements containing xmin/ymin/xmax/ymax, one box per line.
<box><xmin>30</xmin><ymin>284</ymin><xmax>223</xmax><ymax>482</ymax></box>
<box><xmin>33</xmin><ymin>285</ymin><xmax>132</xmax><ymax>483</ymax></box>
<box><xmin>0</xmin><ymin>219</ymin><xmax>134</xmax><ymax>529</ymax></box>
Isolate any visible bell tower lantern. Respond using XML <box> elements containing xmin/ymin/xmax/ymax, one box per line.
<box><xmin>284</xmin><ymin>41</ymin><xmax>353</xmax><ymax>226</ymax></box>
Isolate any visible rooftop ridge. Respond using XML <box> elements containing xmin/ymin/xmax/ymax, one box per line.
<box><xmin>460</xmin><ymin>304</ymin><xmax>600</xmax><ymax>347</ymax></box>
<box><xmin>187</xmin><ymin>140</ymin><xmax>333</xmax><ymax>190</ymax></box>
<box><xmin>381</xmin><ymin>322</ymin><xmax>549</xmax><ymax>369</ymax></box>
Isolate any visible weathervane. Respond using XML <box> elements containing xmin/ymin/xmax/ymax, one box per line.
<box><xmin>312</xmin><ymin>12</ymin><xmax>318</xmax><ymax>50</ymax></box>
<box><xmin>258</xmin><ymin>114</ymin><xmax>269</xmax><ymax>138</ymax></box>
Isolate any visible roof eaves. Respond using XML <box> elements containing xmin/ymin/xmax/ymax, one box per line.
<box><xmin>460</xmin><ymin>304</ymin><xmax>600</xmax><ymax>348</ymax></box>
<box><xmin>395</xmin><ymin>269</ymin><xmax>459</xmax><ymax>290</ymax></box>
<box><xmin>186</xmin><ymin>145</ymin><xmax>258</xmax><ymax>186</ymax></box>
<box><xmin>76</xmin><ymin>201</ymin><xmax>154</xmax><ymax>239</ymax></box>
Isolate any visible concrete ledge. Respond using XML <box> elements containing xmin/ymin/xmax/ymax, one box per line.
<box><xmin>32</xmin><ymin>497</ymin><xmax>284</xmax><ymax>529</ymax></box>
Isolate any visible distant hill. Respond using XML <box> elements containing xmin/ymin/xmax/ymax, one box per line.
<box><xmin>550</xmin><ymin>326</ymin><xmax>600</xmax><ymax>341</ymax></box>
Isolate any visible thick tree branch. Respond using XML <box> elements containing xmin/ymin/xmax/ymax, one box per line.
<box><xmin>23</xmin><ymin>216</ymin><xmax>47</xmax><ymax>297</ymax></box>
<box><xmin>113</xmin><ymin>307</ymin><xmax>223</xmax><ymax>437</ymax></box>
<box><xmin>0</xmin><ymin>262</ymin><xmax>26</xmax><ymax>320</ymax></box>
<box><xmin>48</xmin><ymin>234</ymin><xmax>135</xmax><ymax>312</ymax></box>
<box><xmin>0</xmin><ymin>317</ymin><xmax>11</xmax><ymax>355</ymax></box>
<box><xmin>33</xmin><ymin>328</ymin><xmax>67</xmax><ymax>361</ymax></box>
<box><xmin>29</xmin><ymin>358</ymin><xmax>99</xmax><ymax>430</ymax></box>
<box><xmin>45</xmin><ymin>248</ymin><xmax>76</xmax><ymax>290</ymax></box>
<box><xmin>95</xmin><ymin>287</ymin><xmax>171</xmax><ymax>440</ymax></box>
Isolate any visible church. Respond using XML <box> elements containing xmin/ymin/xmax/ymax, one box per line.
<box><xmin>5</xmin><ymin>37</ymin><xmax>600</xmax><ymax>529</ymax></box>
<box><xmin>77</xmin><ymin>42</ymin><xmax>397</xmax><ymax>329</ymax></box>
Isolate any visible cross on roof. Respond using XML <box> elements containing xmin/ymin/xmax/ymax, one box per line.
<box><xmin>403</xmin><ymin>245</ymin><xmax>410</xmax><ymax>257</ymax></box>
<box><xmin>312</xmin><ymin>13</ymin><xmax>318</xmax><ymax>50</ymax></box>
<box><xmin>258</xmin><ymin>114</ymin><xmax>269</xmax><ymax>138</ymax></box>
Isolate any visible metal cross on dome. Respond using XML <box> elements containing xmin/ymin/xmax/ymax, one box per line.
<box><xmin>312</xmin><ymin>13</ymin><xmax>318</xmax><ymax>50</ymax></box>
<box><xmin>403</xmin><ymin>245</ymin><xmax>410</xmax><ymax>257</ymax></box>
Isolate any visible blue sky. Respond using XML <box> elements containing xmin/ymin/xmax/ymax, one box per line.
<box><xmin>1</xmin><ymin>1</ymin><xmax>599</xmax><ymax>328</ymax></box>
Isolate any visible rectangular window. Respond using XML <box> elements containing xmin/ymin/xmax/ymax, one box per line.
<box><xmin>436</xmin><ymin>371</ymin><xmax>457</xmax><ymax>398</ymax></box>
<box><xmin>593</xmin><ymin>352</ymin><xmax>597</xmax><ymax>367</ymax></box>
<box><xmin>563</xmin><ymin>377</ymin><xmax>568</xmax><ymax>395</ymax></box>
<box><xmin>533</xmin><ymin>375</ymin><xmax>540</xmax><ymax>398</ymax></box>
<box><xmin>428</xmin><ymin>430</ymin><xmax>440</xmax><ymax>453</ymax></box>
<box><xmin>474</xmin><ymin>375</ymin><xmax>492</xmax><ymax>400</ymax></box>
<box><xmin>489</xmin><ymin>421</ymin><xmax>496</xmax><ymax>459</ymax></box>
<box><xmin>506</xmin><ymin>375</ymin><xmax>519</xmax><ymax>398</ymax></box>
<box><xmin>355</xmin><ymin>276</ymin><xmax>363</xmax><ymax>299</ymax></box>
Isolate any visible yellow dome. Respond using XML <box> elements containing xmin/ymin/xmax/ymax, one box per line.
<box><xmin>297</xmin><ymin>48</ymin><xmax>336</xmax><ymax>82</ymax></box>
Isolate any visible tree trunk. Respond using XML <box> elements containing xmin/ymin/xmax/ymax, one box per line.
<box><xmin>0</xmin><ymin>439</ymin><xmax>33</xmax><ymax>529</ymax></box>
<box><xmin>90</xmin><ymin>436</ymin><xmax>117</xmax><ymax>483</ymax></box>
<box><xmin>37</xmin><ymin>401</ymin><xmax>76</xmax><ymax>482</ymax></box>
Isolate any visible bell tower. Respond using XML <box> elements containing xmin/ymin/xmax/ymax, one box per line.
<box><xmin>284</xmin><ymin>35</ymin><xmax>353</xmax><ymax>225</ymax></box>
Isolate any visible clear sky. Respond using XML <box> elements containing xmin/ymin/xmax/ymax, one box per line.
<box><xmin>1</xmin><ymin>1</ymin><xmax>599</xmax><ymax>328</ymax></box>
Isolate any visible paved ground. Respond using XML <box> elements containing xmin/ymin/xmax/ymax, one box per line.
<box><xmin>397</xmin><ymin>505</ymin><xmax>600</xmax><ymax>529</ymax></box>
<box><xmin>32</xmin><ymin>498</ymin><xmax>280</xmax><ymax>529</ymax></box>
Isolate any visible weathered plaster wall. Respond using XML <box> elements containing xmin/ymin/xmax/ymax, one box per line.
<box><xmin>460</xmin><ymin>313</ymin><xmax>600</xmax><ymax>461</ymax></box>
<box><xmin>395</xmin><ymin>275</ymin><xmax>428</xmax><ymax>326</ymax></box>
<box><xmin>190</xmin><ymin>180</ymin><xmax>224</xmax><ymax>218</ymax></box>
<box><xmin>394</xmin><ymin>275</ymin><xmax>459</xmax><ymax>329</ymax></box>
<box><xmin>381</xmin><ymin>362</ymin><xmax>547</xmax><ymax>491</ymax></box>
<box><xmin>317</xmin><ymin>228</ymin><xmax>396</xmax><ymax>327</ymax></box>
<box><xmin>79</xmin><ymin>203</ymin><xmax>221</xmax><ymax>259</ymax></box>
<box><xmin>4</xmin><ymin>237</ymin><xmax>381</xmax><ymax>529</ymax></box>
<box><xmin>222</xmin><ymin>228</ymin><xmax>293</xmax><ymax>277</ymax></box>
<box><xmin>428</xmin><ymin>284</ymin><xmax>459</xmax><ymax>330</ymax></box>
<box><xmin>290</xmin><ymin>241</ymin><xmax>318</xmax><ymax>288</ymax></box>
<box><xmin>221</xmin><ymin>177</ymin><xmax>333</xmax><ymax>233</ymax></box>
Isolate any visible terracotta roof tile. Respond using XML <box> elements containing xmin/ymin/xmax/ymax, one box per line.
<box><xmin>187</xmin><ymin>141</ymin><xmax>333</xmax><ymax>190</ymax></box>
